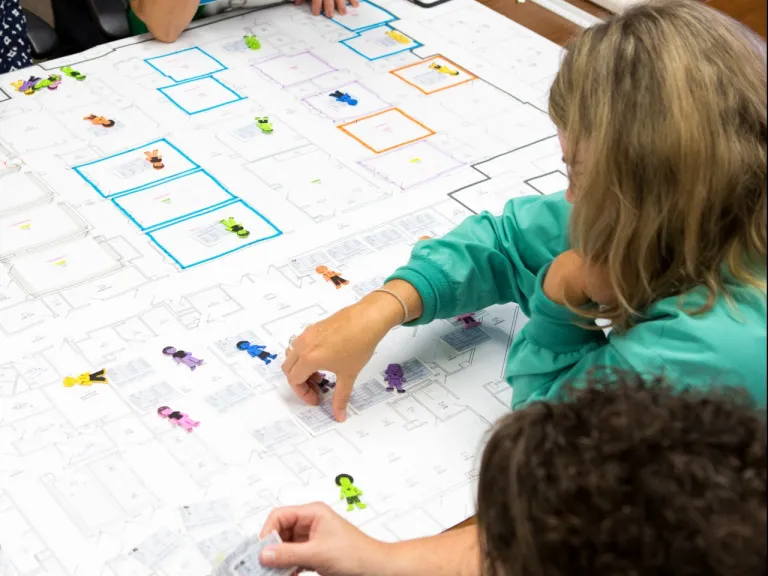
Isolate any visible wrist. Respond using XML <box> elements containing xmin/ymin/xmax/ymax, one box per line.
<box><xmin>358</xmin><ymin>292</ymin><xmax>405</xmax><ymax>334</ymax></box>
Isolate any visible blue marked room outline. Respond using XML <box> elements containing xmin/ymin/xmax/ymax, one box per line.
<box><xmin>73</xmin><ymin>140</ymin><xmax>282</xmax><ymax>269</ymax></box>
<box><xmin>327</xmin><ymin>0</ymin><xmax>396</xmax><ymax>32</ymax></box>
<box><xmin>73</xmin><ymin>138</ymin><xmax>199</xmax><ymax>198</ymax></box>
<box><xmin>144</xmin><ymin>46</ymin><xmax>228</xmax><ymax>83</ymax></box>
<box><xmin>158</xmin><ymin>77</ymin><xmax>246</xmax><ymax>116</ymax></box>
<box><xmin>340</xmin><ymin>24</ymin><xmax>422</xmax><ymax>61</ymax></box>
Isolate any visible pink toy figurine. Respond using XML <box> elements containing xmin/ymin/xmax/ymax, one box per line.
<box><xmin>456</xmin><ymin>313</ymin><xmax>481</xmax><ymax>329</ymax></box>
<box><xmin>157</xmin><ymin>406</ymin><xmax>200</xmax><ymax>432</ymax></box>
<box><xmin>162</xmin><ymin>346</ymin><xmax>204</xmax><ymax>370</ymax></box>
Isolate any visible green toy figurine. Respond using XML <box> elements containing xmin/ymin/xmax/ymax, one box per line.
<box><xmin>336</xmin><ymin>474</ymin><xmax>366</xmax><ymax>511</ymax></box>
<box><xmin>244</xmin><ymin>35</ymin><xmax>261</xmax><ymax>50</ymax></box>
<box><xmin>221</xmin><ymin>217</ymin><xmax>250</xmax><ymax>238</ymax></box>
<box><xmin>60</xmin><ymin>66</ymin><xmax>86</xmax><ymax>81</ymax></box>
<box><xmin>255</xmin><ymin>116</ymin><xmax>273</xmax><ymax>134</ymax></box>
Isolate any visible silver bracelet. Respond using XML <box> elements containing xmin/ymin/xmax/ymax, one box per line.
<box><xmin>372</xmin><ymin>288</ymin><xmax>409</xmax><ymax>324</ymax></box>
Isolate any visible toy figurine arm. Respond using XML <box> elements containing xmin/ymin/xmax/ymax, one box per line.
<box><xmin>340</xmin><ymin>489</ymin><xmax>345</xmax><ymax>500</ymax></box>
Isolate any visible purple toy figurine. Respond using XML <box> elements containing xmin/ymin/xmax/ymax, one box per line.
<box><xmin>384</xmin><ymin>363</ymin><xmax>406</xmax><ymax>393</ymax></box>
<box><xmin>236</xmin><ymin>340</ymin><xmax>277</xmax><ymax>365</ymax></box>
<box><xmin>317</xmin><ymin>372</ymin><xmax>336</xmax><ymax>393</ymax></box>
<box><xmin>157</xmin><ymin>406</ymin><xmax>200</xmax><ymax>432</ymax></box>
<box><xmin>162</xmin><ymin>346</ymin><xmax>204</xmax><ymax>371</ymax></box>
<box><xmin>456</xmin><ymin>313</ymin><xmax>481</xmax><ymax>329</ymax></box>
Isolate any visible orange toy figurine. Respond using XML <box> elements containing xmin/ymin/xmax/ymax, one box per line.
<box><xmin>144</xmin><ymin>149</ymin><xmax>164</xmax><ymax>170</ymax></box>
<box><xmin>315</xmin><ymin>265</ymin><xmax>349</xmax><ymax>289</ymax></box>
<box><xmin>84</xmin><ymin>114</ymin><xmax>115</xmax><ymax>128</ymax></box>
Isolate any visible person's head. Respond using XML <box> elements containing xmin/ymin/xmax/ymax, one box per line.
<box><xmin>477</xmin><ymin>370</ymin><xmax>766</xmax><ymax>576</ymax></box>
<box><xmin>335</xmin><ymin>474</ymin><xmax>353</xmax><ymax>487</ymax></box>
<box><xmin>549</xmin><ymin>0</ymin><xmax>766</xmax><ymax>330</ymax></box>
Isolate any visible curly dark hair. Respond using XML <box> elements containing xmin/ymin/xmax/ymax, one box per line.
<box><xmin>477</xmin><ymin>371</ymin><xmax>766</xmax><ymax>576</ymax></box>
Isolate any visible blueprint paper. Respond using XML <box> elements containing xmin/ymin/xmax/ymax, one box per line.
<box><xmin>0</xmin><ymin>0</ymin><xmax>566</xmax><ymax>573</ymax></box>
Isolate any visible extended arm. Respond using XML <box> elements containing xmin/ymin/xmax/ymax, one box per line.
<box><xmin>386</xmin><ymin>192</ymin><xmax>571</xmax><ymax>324</ymax></box>
<box><xmin>130</xmin><ymin>0</ymin><xmax>198</xmax><ymax>42</ymax></box>
<box><xmin>374</xmin><ymin>526</ymin><xmax>480</xmax><ymax>576</ymax></box>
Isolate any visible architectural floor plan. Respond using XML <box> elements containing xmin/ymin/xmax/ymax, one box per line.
<box><xmin>0</xmin><ymin>1</ymin><xmax>566</xmax><ymax>573</ymax></box>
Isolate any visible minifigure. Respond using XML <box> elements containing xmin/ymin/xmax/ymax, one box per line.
<box><xmin>63</xmin><ymin>368</ymin><xmax>108</xmax><ymax>387</ymax></box>
<box><xmin>244</xmin><ymin>34</ymin><xmax>261</xmax><ymax>50</ymax></box>
<box><xmin>255</xmin><ymin>116</ymin><xmax>273</xmax><ymax>134</ymax></box>
<box><xmin>157</xmin><ymin>406</ymin><xmax>200</xmax><ymax>432</ymax></box>
<box><xmin>61</xmin><ymin>66</ymin><xmax>86</xmax><ymax>80</ymax></box>
<box><xmin>145</xmin><ymin>149</ymin><xmax>164</xmax><ymax>169</ymax></box>
<box><xmin>221</xmin><ymin>217</ymin><xmax>250</xmax><ymax>238</ymax></box>
<box><xmin>329</xmin><ymin>90</ymin><xmax>358</xmax><ymax>106</ymax></box>
<box><xmin>317</xmin><ymin>372</ymin><xmax>336</xmax><ymax>393</ymax></box>
<box><xmin>315</xmin><ymin>265</ymin><xmax>349</xmax><ymax>289</ymax></box>
<box><xmin>335</xmin><ymin>474</ymin><xmax>366</xmax><ymax>511</ymax></box>
<box><xmin>162</xmin><ymin>346</ymin><xmax>204</xmax><ymax>370</ymax></box>
<box><xmin>456</xmin><ymin>313</ymin><xmax>481</xmax><ymax>329</ymax></box>
<box><xmin>429</xmin><ymin>63</ymin><xmax>460</xmax><ymax>76</ymax></box>
<box><xmin>384</xmin><ymin>363</ymin><xmax>406</xmax><ymax>393</ymax></box>
<box><xmin>11</xmin><ymin>76</ymin><xmax>41</xmax><ymax>95</ymax></box>
<box><xmin>44</xmin><ymin>74</ymin><xmax>62</xmax><ymax>89</ymax></box>
<box><xmin>384</xmin><ymin>29</ymin><xmax>410</xmax><ymax>44</ymax></box>
<box><xmin>236</xmin><ymin>341</ymin><xmax>277</xmax><ymax>365</ymax></box>
<box><xmin>84</xmin><ymin>114</ymin><xmax>115</xmax><ymax>127</ymax></box>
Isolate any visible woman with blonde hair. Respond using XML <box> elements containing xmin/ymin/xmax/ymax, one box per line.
<box><xmin>282</xmin><ymin>0</ymin><xmax>767</xmax><ymax>423</ymax></box>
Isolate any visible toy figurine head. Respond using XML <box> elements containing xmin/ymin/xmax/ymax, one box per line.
<box><xmin>63</xmin><ymin>376</ymin><xmax>77</xmax><ymax>387</ymax></box>
<box><xmin>315</xmin><ymin>265</ymin><xmax>328</xmax><ymax>274</ymax></box>
<box><xmin>162</xmin><ymin>346</ymin><xmax>176</xmax><ymax>356</ymax></box>
<box><xmin>385</xmin><ymin>363</ymin><xmax>403</xmax><ymax>377</ymax></box>
<box><xmin>236</xmin><ymin>340</ymin><xmax>251</xmax><ymax>350</ymax></box>
<box><xmin>157</xmin><ymin>406</ymin><xmax>171</xmax><ymax>417</ymax></box>
<box><xmin>335</xmin><ymin>474</ymin><xmax>353</xmax><ymax>487</ymax></box>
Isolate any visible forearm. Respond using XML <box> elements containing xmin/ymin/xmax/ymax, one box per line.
<box><xmin>130</xmin><ymin>0</ymin><xmax>198</xmax><ymax>42</ymax></box>
<box><xmin>358</xmin><ymin>279</ymin><xmax>424</xmax><ymax>333</ymax></box>
<box><xmin>373</xmin><ymin>526</ymin><xmax>480</xmax><ymax>576</ymax></box>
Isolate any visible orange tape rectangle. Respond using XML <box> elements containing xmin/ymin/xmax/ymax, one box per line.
<box><xmin>389</xmin><ymin>55</ymin><xmax>477</xmax><ymax>95</ymax></box>
<box><xmin>337</xmin><ymin>108</ymin><xmax>435</xmax><ymax>154</ymax></box>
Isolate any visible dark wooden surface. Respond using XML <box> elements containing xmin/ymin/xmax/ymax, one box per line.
<box><xmin>448</xmin><ymin>0</ymin><xmax>765</xmax><ymax>533</ymax></box>
<box><xmin>477</xmin><ymin>0</ymin><xmax>766</xmax><ymax>46</ymax></box>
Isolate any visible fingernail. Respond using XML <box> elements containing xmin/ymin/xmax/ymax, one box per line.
<box><xmin>336</xmin><ymin>410</ymin><xmax>346</xmax><ymax>422</ymax></box>
<box><xmin>261</xmin><ymin>546</ymin><xmax>277</xmax><ymax>564</ymax></box>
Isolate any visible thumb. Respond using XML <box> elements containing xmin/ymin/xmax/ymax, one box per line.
<box><xmin>332</xmin><ymin>375</ymin><xmax>354</xmax><ymax>422</ymax></box>
<box><xmin>260</xmin><ymin>542</ymin><xmax>315</xmax><ymax>570</ymax></box>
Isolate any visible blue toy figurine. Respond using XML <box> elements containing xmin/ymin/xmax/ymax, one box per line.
<box><xmin>236</xmin><ymin>340</ymin><xmax>277</xmax><ymax>365</ymax></box>
<box><xmin>329</xmin><ymin>90</ymin><xmax>358</xmax><ymax>106</ymax></box>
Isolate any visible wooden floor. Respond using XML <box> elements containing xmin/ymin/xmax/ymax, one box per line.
<box><xmin>449</xmin><ymin>0</ymin><xmax>765</xmax><ymax>533</ymax></box>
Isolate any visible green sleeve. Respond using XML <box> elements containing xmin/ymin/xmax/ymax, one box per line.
<box><xmin>507</xmin><ymin>263</ymin><xmax>626</xmax><ymax>409</ymax></box>
<box><xmin>386</xmin><ymin>191</ymin><xmax>571</xmax><ymax>324</ymax></box>
<box><xmin>128</xmin><ymin>4</ymin><xmax>207</xmax><ymax>36</ymax></box>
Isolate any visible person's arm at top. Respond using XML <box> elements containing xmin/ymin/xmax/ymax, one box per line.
<box><xmin>130</xmin><ymin>0</ymin><xmax>198</xmax><ymax>43</ymax></box>
<box><xmin>387</xmin><ymin>191</ymin><xmax>572</xmax><ymax>324</ymax></box>
<box><xmin>259</xmin><ymin>503</ymin><xmax>480</xmax><ymax>576</ymax></box>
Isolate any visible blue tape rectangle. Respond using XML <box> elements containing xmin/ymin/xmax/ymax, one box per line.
<box><xmin>327</xmin><ymin>0</ymin><xmax>396</xmax><ymax>32</ymax></box>
<box><xmin>112</xmin><ymin>170</ymin><xmax>237</xmax><ymax>231</ymax></box>
<box><xmin>147</xmin><ymin>199</ymin><xmax>282</xmax><ymax>269</ymax></box>
<box><xmin>72</xmin><ymin>138</ymin><xmax>200</xmax><ymax>199</ymax></box>
<box><xmin>144</xmin><ymin>47</ymin><xmax>227</xmax><ymax>83</ymax></box>
<box><xmin>158</xmin><ymin>77</ymin><xmax>246</xmax><ymax>116</ymax></box>
<box><xmin>340</xmin><ymin>25</ymin><xmax>422</xmax><ymax>61</ymax></box>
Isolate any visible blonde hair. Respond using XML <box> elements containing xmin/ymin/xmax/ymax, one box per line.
<box><xmin>549</xmin><ymin>0</ymin><xmax>766</xmax><ymax>331</ymax></box>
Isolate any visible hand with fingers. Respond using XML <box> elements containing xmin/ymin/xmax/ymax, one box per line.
<box><xmin>259</xmin><ymin>503</ymin><xmax>384</xmax><ymax>576</ymax></box>
<box><xmin>294</xmin><ymin>0</ymin><xmax>359</xmax><ymax>17</ymax></box>
<box><xmin>282</xmin><ymin>279</ymin><xmax>423</xmax><ymax>422</ymax></box>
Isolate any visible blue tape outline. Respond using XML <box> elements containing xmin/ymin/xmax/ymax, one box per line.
<box><xmin>72</xmin><ymin>138</ymin><xmax>200</xmax><ymax>199</ymax></box>
<box><xmin>326</xmin><ymin>0</ymin><xmax>396</xmax><ymax>32</ymax></box>
<box><xmin>340</xmin><ymin>24</ymin><xmax>423</xmax><ymax>62</ymax></box>
<box><xmin>144</xmin><ymin>46</ymin><xmax>228</xmax><ymax>83</ymax></box>
<box><xmin>147</xmin><ymin>199</ymin><xmax>283</xmax><ymax>269</ymax></box>
<box><xmin>112</xmin><ymin>170</ymin><xmax>238</xmax><ymax>231</ymax></box>
<box><xmin>158</xmin><ymin>76</ymin><xmax>246</xmax><ymax>116</ymax></box>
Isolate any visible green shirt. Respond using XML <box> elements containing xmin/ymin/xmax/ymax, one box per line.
<box><xmin>387</xmin><ymin>192</ymin><xmax>767</xmax><ymax>409</ymax></box>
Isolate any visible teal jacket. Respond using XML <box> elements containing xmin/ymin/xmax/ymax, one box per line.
<box><xmin>388</xmin><ymin>192</ymin><xmax>767</xmax><ymax>409</ymax></box>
